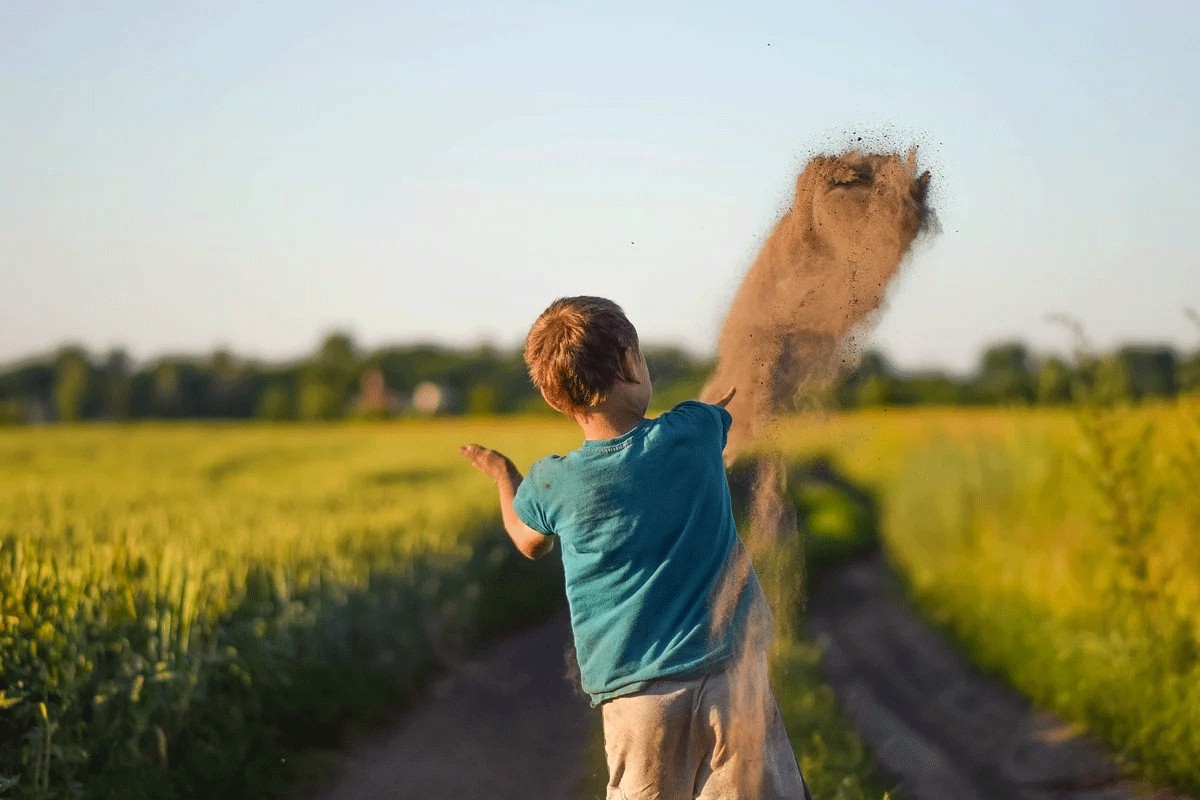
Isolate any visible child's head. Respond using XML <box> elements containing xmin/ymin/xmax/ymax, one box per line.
<box><xmin>524</xmin><ymin>296</ymin><xmax>650</xmax><ymax>416</ymax></box>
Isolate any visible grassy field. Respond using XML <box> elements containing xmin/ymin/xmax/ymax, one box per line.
<box><xmin>778</xmin><ymin>401</ymin><xmax>1200</xmax><ymax>794</ymax></box>
<box><xmin>14</xmin><ymin>405</ymin><xmax>1196</xmax><ymax>798</ymax></box>
<box><xmin>0</xmin><ymin>419</ymin><xmax>893</xmax><ymax>800</ymax></box>
<box><xmin>0</xmin><ymin>420</ymin><xmax>580</xmax><ymax>798</ymax></box>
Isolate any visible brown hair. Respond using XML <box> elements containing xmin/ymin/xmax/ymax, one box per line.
<box><xmin>524</xmin><ymin>296</ymin><xmax>639</xmax><ymax>411</ymax></box>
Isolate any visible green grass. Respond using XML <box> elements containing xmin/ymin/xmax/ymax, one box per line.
<box><xmin>0</xmin><ymin>420</ymin><xmax>578</xmax><ymax>799</ymax></box>
<box><xmin>773</xmin><ymin>635</ymin><xmax>894</xmax><ymax>800</ymax></box>
<box><xmin>2</xmin><ymin>418</ymin><xmax>894</xmax><ymax>799</ymax></box>
<box><xmin>778</xmin><ymin>402</ymin><xmax>1200</xmax><ymax>794</ymax></box>
<box><xmin>775</xmin><ymin>459</ymin><xmax>896</xmax><ymax>800</ymax></box>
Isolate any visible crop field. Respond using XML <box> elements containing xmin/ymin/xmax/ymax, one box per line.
<box><xmin>778</xmin><ymin>400</ymin><xmax>1200</xmax><ymax>794</ymax></box>
<box><xmin>0</xmin><ymin>419</ymin><xmax>890</xmax><ymax>800</ymax></box>
<box><xmin>9</xmin><ymin>402</ymin><xmax>1194</xmax><ymax>799</ymax></box>
<box><xmin>0</xmin><ymin>420</ymin><xmax>580</xmax><ymax>798</ymax></box>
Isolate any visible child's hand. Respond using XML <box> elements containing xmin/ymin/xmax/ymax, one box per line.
<box><xmin>714</xmin><ymin>387</ymin><xmax>736</xmax><ymax>408</ymax></box>
<box><xmin>459</xmin><ymin>444</ymin><xmax>516</xmax><ymax>484</ymax></box>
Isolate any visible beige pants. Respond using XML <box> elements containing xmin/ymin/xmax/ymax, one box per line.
<box><xmin>600</xmin><ymin>650</ymin><xmax>812</xmax><ymax>800</ymax></box>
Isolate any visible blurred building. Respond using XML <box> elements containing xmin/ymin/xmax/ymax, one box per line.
<box><xmin>353</xmin><ymin>368</ymin><xmax>404</xmax><ymax>417</ymax></box>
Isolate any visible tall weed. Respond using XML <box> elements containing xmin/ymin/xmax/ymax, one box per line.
<box><xmin>776</xmin><ymin>405</ymin><xmax>1200</xmax><ymax>794</ymax></box>
<box><xmin>1053</xmin><ymin>316</ymin><xmax>1163</xmax><ymax>610</ymax></box>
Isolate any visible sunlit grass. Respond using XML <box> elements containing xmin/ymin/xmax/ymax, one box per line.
<box><xmin>15</xmin><ymin>406</ymin><xmax>1195</xmax><ymax>796</ymax></box>
<box><xmin>0</xmin><ymin>419</ymin><xmax>579</xmax><ymax>799</ymax></box>
<box><xmin>777</xmin><ymin>402</ymin><xmax>1200</xmax><ymax>793</ymax></box>
<box><xmin>2</xmin><ymin>417</ymin><xmax>894</xmax><ymax>799</ymax></box>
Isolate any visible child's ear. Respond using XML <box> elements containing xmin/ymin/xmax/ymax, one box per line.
<box><xmin>539</xmin><ymin>387</ymin><xmax>569</xmax><ymax>414</ymax></box>
<box><xmin>621</xmin><ymin>347</ymin><xmax>643</xmax><ymax>383</ymax></box>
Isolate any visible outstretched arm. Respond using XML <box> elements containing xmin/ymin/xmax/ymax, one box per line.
<box><xmin>458</xmin><ymin>444</ymin><xmax>556</xmax><ymax>560</ymax></box>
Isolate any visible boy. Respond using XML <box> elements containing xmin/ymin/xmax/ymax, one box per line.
<box><xmin>459</xmin><ymin>296</ymin><xmax>812</xmax><ymax>800</ymax></box>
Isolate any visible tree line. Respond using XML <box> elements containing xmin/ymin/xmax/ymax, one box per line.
<box><xmin>1</xmin><ymin>334</ymin><xmax>1197</xmax><ymax>425</ymax></box>
<box><xmin>837</xmin><ymin>341</ymin><xmax>1200</xmax><ymax>408</ymax></box>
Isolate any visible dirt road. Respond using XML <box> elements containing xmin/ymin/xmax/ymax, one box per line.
<box><xmin>310</xmin><ymin>552</ymin><xmax>1191</xmax><ymax>800</ymax></box>
<box><xmin>310</xmin><ymin>612</ymin><xmax>596</xmax><ymax>800</ymax></box>
<box><xmin>807</xmin><ymin>552</ymin><xmax>1189</xmax><ymax>800</ymax></box>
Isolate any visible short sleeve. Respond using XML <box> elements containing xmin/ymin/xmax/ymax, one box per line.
<box><xmin>513</xmin><ymin>464</ymin><xmax>556</xmax><ymax>535</ymax></box>
<box><xmin>669</xmin><ymin>400</ymin><xmax>732</xmax><ymax>449</ymax></box>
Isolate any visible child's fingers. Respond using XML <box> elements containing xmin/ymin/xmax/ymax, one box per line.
<box><xmin>459</xmin><ymin>444</ymin><xmax>486</xmax><ymax>464</ymax></box>
<box><xmin>715</xmin><ymin>386</ymin><xmax>737</xmax><ymax>408</ymax></box>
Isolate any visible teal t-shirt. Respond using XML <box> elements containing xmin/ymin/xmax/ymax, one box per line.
<box><xmin>513</xmin><ymin>400</ymin><xmax>771</xmax><ymax>706</ymax></box>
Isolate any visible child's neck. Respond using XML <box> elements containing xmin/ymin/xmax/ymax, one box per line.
<box><xmin>574</xmin><ymin>401</ymin><xmax>647</xmax><ymax>442</ymax></box>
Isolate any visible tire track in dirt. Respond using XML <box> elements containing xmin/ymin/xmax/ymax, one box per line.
<box><xmin>807</xmin><ymin>552</ymin><xmax>1191</xmax><ymax>800</ymax></box>
<box><xmin>310</xmin><ymin>612</ymin><xmax>595</xmax><ymax>800</ymax></box>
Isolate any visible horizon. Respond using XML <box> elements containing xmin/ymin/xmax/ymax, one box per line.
<box><xmin>5</xmin><ymin>326</ymin><xmax>1194</xmax><ymax>382</ymax></box>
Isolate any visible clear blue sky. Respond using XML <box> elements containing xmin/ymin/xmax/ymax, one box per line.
<box><xmin>3</xmin><ymin>1</ymin><xmax>1197</xmax><ymax>373</ymax></box>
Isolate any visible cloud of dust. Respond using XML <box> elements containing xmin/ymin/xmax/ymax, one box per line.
<box><xmin>704</xmin><ymin>149</ymin><xmax>933</xmax><ymax>796</ymax></box>
<box><xmin>702</xmin><ymin>149</ymin><xmax>932</xmax><ymax>457</ymax></box>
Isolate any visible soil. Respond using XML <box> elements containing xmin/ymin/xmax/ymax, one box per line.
<box><xmin>700</xmin><ymin>150</ymin><xmax>932</xmax><ymax>458</ymax></box>
<box><xmin>306</xmin><ymin>553</ymin><xmax>1195</xmax><ymax>800</ymax></box>
<box><xmin>309</xmin><ymin>612</ymin><xmax>596</xmax><ymax>800</ymax></box>
<box><xmin>807</xmin><ymin>552</ymin><xmax>1192</xmax><ymax>800</ymax></box>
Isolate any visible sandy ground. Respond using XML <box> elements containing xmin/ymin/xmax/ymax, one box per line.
<box><xmin>807</xmin><ymin>552</ymin><xmax>1192</xmax><ymax>800</ymax></box>
<box><xmin>309</xmin><ymin>612</ymin><xmax>596</xmax><ymax>800</ymax></box>
<box><xmin>309</xmin><ymin>552</ymin><xmax>1193</xmax><ymax>800</ymax></box>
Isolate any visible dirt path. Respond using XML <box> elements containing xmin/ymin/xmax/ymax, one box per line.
<box><xmin>310</xmin><ymin>612</ymin><xmax>597</xmax><ymax>800</ymax></box>
<box><xmin>807</xmin><ymin>552</ymin><xmax>1190</xmax><ymax>800</ymax></box>
<box><xmin>310</xmin><ymin>552</ymin><xmax>1190</xmax><ymax>800</ymax></box>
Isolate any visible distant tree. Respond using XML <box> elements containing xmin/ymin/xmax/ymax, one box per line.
<box><xmin>1087</xmin><ymin>353</ymin><xmax>1136</xmax><ymax>406</ymax></box>
<box><xmin>319</xmin><ymin>332</ymin><xmax>356</xmax><ymax>369</ymax></box>
<box><xmin>367</xmin><ymin>342</ymin><xmax>540</xmax><ymax>413</ymax></box>
<box><xmin>18</xmin><ymin>331</ymin><xmax>1200</xmax><ymax>422</ymax></box>
<box><xmin>256</xmin><ymin>385</ymin><xmax>293</xmax><ymax>421</ymax></box>
<box><xmin>466</xmin><ymin>383</ymin><xmax>498</xmax><ymax>415</ymax></box>
<box><xmin>100</xmin><ymin>348</ymin><xmax>133</xmax><ymax>420</ymax></box>
<box><xmin>855</xmin><ymin>373</ymin><xmax>897</xmax><ymax>407</ymax></box>
<box><xmin>856</xmin><ymin>350</ymin><xmax>892</xmax><ymax>379</ymax></box>
<box><xmin>896</xmin><ymin>373</ymin><xmax>963</xmax><ymax>406</ymax></box>
<box><xmin>298</xmin><ymin>332</ymin><xmax>359</xmax><ymax>419</ymax></box>
<box><xmin>297</xmin><ymin>380</ymin><xmax>343</xmax><ymax>421</ymax></box>
<box><xmin>1179</xmin><ymin>350</ymin><xmax>1200</xmax><ymax>396</ymax></box>
<box><xmin>152</xmin><ymin>360</ymin><xmax>184</xmax><ymax>417</ymax></box>
<box><xmin>210</xmin><ymin>348</ymin><xmax>236</xmax><ymax>376</ymax></box>
<box><xmin>54</xmin><ymin>346</ymin><xmax>91</xmax><ymax>422</ymax></box>
<box><xmin>2</xmin><ymin>358</ymin><xmax>56</xmax><ymax>420</ymax></box>
<box><xmin>836</xmin><ymin>349</ymin><xmax>894</xmax><ymax>408</ymax></box>
<box><xmin>1109</xmin><ymin>345</ymin><xmax>1178</xmax><ymax>401</ymax></box>
<box><xmin>205</xmin><ymin>348</ymin><xmax>261</xmax><ymax>417</ymax></box>
<box><xmin>1174</xmin><ymin>309</ymin><xmax>1199</xmax><ymax>396</ymax></box>
<box><xmin>208</xmin><ymin>349</ymin><xmax>236</xmax><ymax>415</ymax></box>
<box><xmin>0</xmin><ymin>399</ymin><xmax>24</xmax><ymax>425</ymax></box>
<box><xmin>492</xmin><ymin>357</ymin><xmax>539</xmax><ymax>412</ymax></box>
<box><xmin>643</xmin><ymin>345</ymin><xmax>707</xmax><ymax>385</ymax></box>
<box><xmin>642</xmin><ymin>345</ymin><xmax>711</xmax><ymax>408</ymax></box>
<box><xmin>972</xmin><ymin>342</ymin><xmax>1035</xmax><ymax>404</ymax></box>
<box><xmin>1037</xmin><ymin>357</ymin><xmax>1073</xmax><ymax>405</ymax></box>
<box><xmin>127</xmin><ymin>367</ymin><xmax>155</xmax><ymax>418</ymax></box>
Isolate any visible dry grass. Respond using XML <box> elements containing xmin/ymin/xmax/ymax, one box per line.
<box><xmin>777</xmin><ymin>402</ymin><xmax>1200</xmax><ymax>793</ymax></box>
